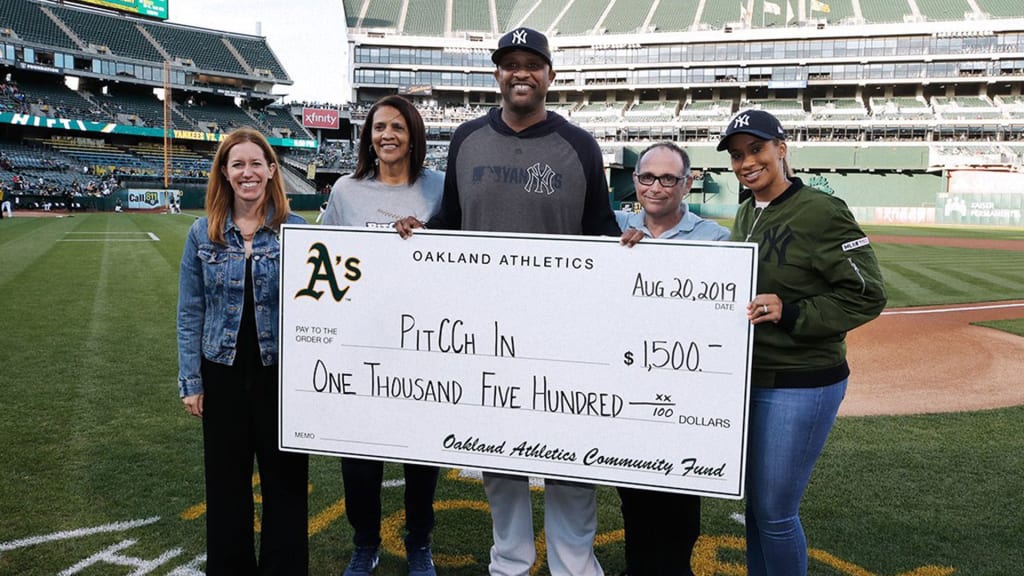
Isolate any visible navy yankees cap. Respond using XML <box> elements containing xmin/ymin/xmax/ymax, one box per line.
<box><xmin>492</xmin><ymin>27</ymin><xmax>552</xmax><ymax>67</ymax></box>
<box><xmin>717</xmin><ymin>109</ymin><xmax>787</xmax><ymax>151</ymax></box>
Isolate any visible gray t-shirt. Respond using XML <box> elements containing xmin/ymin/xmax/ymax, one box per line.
<box><xmin>322</xmin><ymin>169</ymin><xmax>444</xmax><ymax>228</ymax></box>
<box><xmin>429</xmin><ymin>108</ymin><xmax>619</xmax><ymax>237</ymax></box>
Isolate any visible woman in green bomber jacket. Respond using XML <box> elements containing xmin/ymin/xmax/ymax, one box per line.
<box><xmin>718</xmin><ymin>109</ymin><xmax>887</xmax><ymax>576</ymax></box>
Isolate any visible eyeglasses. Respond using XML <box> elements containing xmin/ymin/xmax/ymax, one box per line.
<box><xmin>634</xmin><ymin>173</ymin><xmax>687</xmax><ymax>187</ymax></box>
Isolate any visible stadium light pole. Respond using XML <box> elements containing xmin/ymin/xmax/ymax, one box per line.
<box><xmin>163</xmin><ymin>60</ymin><xmax>172</xmax><ymax>189</ymax></box>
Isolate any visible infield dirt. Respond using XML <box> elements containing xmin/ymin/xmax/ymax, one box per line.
<box><xmin>843</xmin><ymin>234</ymin><xmax>1024</xmax><ymax>416</ymax></box>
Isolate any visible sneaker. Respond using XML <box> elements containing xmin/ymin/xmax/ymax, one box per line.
<box><xmin>406</xmin><ymin>545</ymin><xmax>436</xmax><ymax>576</ymax></box>
<box><xmin>342</xmin><ymin>546</ymin><xmax>379</xmax><ymax>576</ymax></box>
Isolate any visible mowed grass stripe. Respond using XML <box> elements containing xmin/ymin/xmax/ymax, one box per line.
<box><xmin>73</xmin><ymin>215</ymin><xmax>204</xmax><ymax>562</ymax></box>
<box><xmin>903</xmin><ymin>260</ymin><xmax>983</xmax><ymax>294</ymax></box>
<box><xmin>864</xmin><ymin>224</ymin><xmax>1024</xmax><ymax>240</ymax></box>
<box><xmin>74</xmin><ymin>217</ymin><xmax>171</xmax><ymax>507</ymax></box>
<box><xmin>0</xmin><ymin>221</ymin><xmax>114</xmax><ymax>540</ymax></box>
<box><xmin>0</xmin><ymin>217</ymin><xmax>84</xmax><ymax>286</ymax></box>
<box><xmin>874</xmin><ymin>244</ymin><xmax>1024</xmax><ymax>307</ymax></box>
<box><xmin>138</xmin><ymin>213</ymin><xmax>200</xmax><ymax>272</ymax></box>
<box><xmin>2</xmin><ymin>215</ymin><xmax>1023</xmax><ymax>575</ymax></box>
<box><xmin>800</xmin><ymin>407</ymin><xmax>1024</xmax><ymax>573</ymax></box>
<box><xmin>943</xmin><ymin>265</ymin><xmax>1024</xmax><ymax>296</ymax></box>
<box><xmin>877</xmin><ymin>262</ymin><xmax>974</xmax><ymax>306</ymax></box>
<box><xmin>0</xmin><ymin>216</ymin><xmax>188</xmax><ymax>532</ymax></box>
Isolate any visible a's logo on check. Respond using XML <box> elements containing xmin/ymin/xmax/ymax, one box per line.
<box><xmin>295</xmin><ymin>242</ymin><xmax>363</xmax><ymax>302</ymax></box>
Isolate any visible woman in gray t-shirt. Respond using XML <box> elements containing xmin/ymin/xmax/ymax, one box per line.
<box><xmin>323</xmin><ymin>96</ymin><xmax>442</xmax><ymax>230</ymax></box>
<box><xmin>322</xmin><ymin>95</ymin><xmax>442</xmax><ymax>576</ymax></box>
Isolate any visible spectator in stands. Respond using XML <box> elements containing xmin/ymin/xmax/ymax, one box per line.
<box><xmin>322</xmin><ymin>94</ymin><xmax>443</xmax><ymax>576</ymax></box>
<box><xmin>176</xmin><ymin>127</ymin><xmax>308</xmax><ymax>575</ymax></box>
<box><xmin>615</xmin><ymin>143</ymin><xmax>729</xmax><ymax>576</ymax></box>
<box><xmin>396</xmin><ymin>27</ymin><xmax>618</xmax><ymax>576</ymax></box>
<box><xmin>717</xmin><ymin>109</ymin><xmax>886</xmax><ymax>576</ymax></box>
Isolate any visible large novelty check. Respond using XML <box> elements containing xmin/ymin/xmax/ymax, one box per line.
<box><xmin>279</xmin><ymin>225</ymin><xmax>757</xmax><ymax>498</ymax></box>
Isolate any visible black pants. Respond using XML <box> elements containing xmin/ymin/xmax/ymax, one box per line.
<box><xmin>341</xmin><ymin>458</ymin><xmax>439</xmax><ymax>549</ymax></box>
<box><xmin>616</xmin><ymin>487</ymin><xmax>700</xmax><ymax>576</ymax></box>
<box><xmin>201</xmin><ymin>358</ymin><xmax>309</xmax><ymax>575</ymax></box>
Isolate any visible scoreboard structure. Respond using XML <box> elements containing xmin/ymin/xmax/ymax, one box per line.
<box><xmin>67</xmin><ymin>0</ymin><xmax>168</xmax><ymax>20</ymax></box>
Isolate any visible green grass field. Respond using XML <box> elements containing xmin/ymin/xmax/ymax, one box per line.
<box><xmin>0</xmin><ymin>213</ymin><xmax>1021</xmax><ymax>575</ymax></box>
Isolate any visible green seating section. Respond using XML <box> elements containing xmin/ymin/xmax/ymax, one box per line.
<box><xmin>341</xmin><ymin>0</ymin><xmax>1024</xmax><ymax>36</ymax></box>
<box><xmin>362</xmin><ymin>0</ymin><xmax>402</xmax><ymax>29</ymax></box>
<box><xmin>48</xmin><ymin>4</ymin><xmax>164</xmax><ymax>62</ymax></box>
<box><xmin>0</xmin><ymin>0</ymin><xmax>77</xmax><ymax>49</ymax></box>
<box><xmin>453</xmin><ymin>0</ymin><xmax>491</xmax><ymax>33</ymax></box>
<box><xmin>554</xmin><ymin>0</ymin><xmax>608</xmax><ymax>35</ymax></box>
<box><xmin>405</xmin><ymin>0</ymin><xmax>446</xmax><ymax>35</ymax></box>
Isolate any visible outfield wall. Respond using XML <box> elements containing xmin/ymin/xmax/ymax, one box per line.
<box><xmin>698</xmin><ymin>171</ymin><xmax>1024</xmax><ymax>227</ymax></box>
<box><xmin>615</xmin><ymin>143</ymin><xmax>1024</xmax><ymax>228</ymax></box>
<box><xmin>936</xmin><ymin>171</ymin><xmax>1024</xmax><ymax>227</ymax></box>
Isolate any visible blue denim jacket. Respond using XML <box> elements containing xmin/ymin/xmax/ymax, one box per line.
<box><xmin>176</xmin><ymin>211</ymin><xmax>306</xmax><ymax>397</ymax></box>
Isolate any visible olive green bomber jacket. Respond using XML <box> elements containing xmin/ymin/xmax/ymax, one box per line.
<box><xmin>732</xmin><ymin>179</ymin><xmax>887</xmax><ymax>388</ymax></box>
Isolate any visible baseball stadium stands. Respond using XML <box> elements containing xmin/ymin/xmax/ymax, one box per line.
<box><xmin>13</xmin><ymin>77</ymin><xmax>107</xmax><ymax>122</ymax></box>
<box><xmin>363</xmin><ymin>0</ymin><xmax>403</xmax><ymax>31</ymax></box>
<box><xmin>0</xmin><ymin>0</ymin><xmax>77</xmax><ymax>49</ymax></box>
<box><xmin>600</xmin><ymin>0</ymin><xmax>654</xmax><ymax>34</ymax></box>
<box><xmin>552</xmin><ymin>0</ymin><xmax>608</xmax><ymax>36</ymax></box>
<box><xmin>625</xmin><ymin>101</ymin><xmax>678</xmax><ymax>122</ymax></box>
<box><xmin>2</xmin><ymin>0</ymin><xmax>1024</xmax><ymax>214</ymax></box>
<box><xmin>98</xmin><ymin>91</ymin><xmax>174</xmax><ymax>128</ymax></box>
<box><xmin>982</xmin><ymin>0</ymin><xmax>1022</xmax><ymax>18</ymax></box>
<box><xmin>404</xmin><ymin>0</ymin><xmax>445</xmax><ymax>36</ymax></box>
<box><xmin>452</xmin><ymin>0</ymin><xmax>490</xmax><ymax>33</ymax></box>
<box><xmin>142</xmin><ymin>25</ymin><xmax>247</xmax><ymax>76</ymax></box>
<box><xmin>259</xmin><ymin>106</ymin><xmax>311</xmax><ymax>138</ymax></box>
<box><xmin>648</xmin><ymin>1</ymin><xmax>699</xmax><ymax>32</ymax></box>
<box><xmin>47</xmin><ymin>3</ymin><xmax>166</xmax><ymax>62</ymax></box>
<box><xmin>339</xmin><ymin>0</ymin><xmax>1022</xmax><ymax>35</ymax></box>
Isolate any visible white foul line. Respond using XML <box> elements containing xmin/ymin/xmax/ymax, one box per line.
<box><xmin>59</xmin><ymin>232</ymin><xmax>160</xmax><ymax>242</ymax></box>
<box><xmin>0</xmin><ymin>516</ymin><xmax>161</xmax><ymax>552</ymax></box>
<box><xmin>881</xmin><ymin>302</ymin><xmax>1024</xmax><ymax>316</ymax></box>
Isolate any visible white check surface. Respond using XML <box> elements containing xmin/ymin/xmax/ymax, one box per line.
<box><xmin>279</xmin><ymin>225</ymin><xmax>756</xmax><ymax>498</ymax></box>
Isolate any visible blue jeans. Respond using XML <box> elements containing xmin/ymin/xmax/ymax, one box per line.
<box><xmin>745</xmin><ymin>379</ymin><xmax>847</xmax><ymax>576</ymax></box>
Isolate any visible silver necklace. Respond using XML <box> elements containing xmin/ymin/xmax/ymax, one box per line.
<box><xmin>745</xmin><ymin>204</ymin><xmax>769</xmax><ymax>242</ymax></box>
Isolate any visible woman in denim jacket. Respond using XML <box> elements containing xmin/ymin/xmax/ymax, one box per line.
<box><xmin>177</xmin><ymin>127</ymin><xmax>309</xmax><ymax>575</ymax></box>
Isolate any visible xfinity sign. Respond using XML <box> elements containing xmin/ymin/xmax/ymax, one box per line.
<box><xmin>302</xmin><ymin>107</ymin><xmax>340</xmax><ymax>130</ymax></box>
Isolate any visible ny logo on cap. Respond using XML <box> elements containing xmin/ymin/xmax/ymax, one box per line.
<box><xmin>512</xmin><ymin>29</ymin><xmax>528</xmax><ymax>45</ymax></box>
<box><xmin>733</xmin><ymin>114</ymin><xmax>751</xmax><ymax>129</ymax></box>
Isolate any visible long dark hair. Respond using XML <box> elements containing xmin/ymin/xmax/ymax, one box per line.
<box><xmin>353</xmin><ymin>95</ymin><xmax>428</xmax><ymax>185</ymax></box>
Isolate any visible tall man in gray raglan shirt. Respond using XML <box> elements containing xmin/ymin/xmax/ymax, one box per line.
<box><xmin>397</xmin><ymin>27</ymin><xmax>619</xmax><ymax>576</ymax></box>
